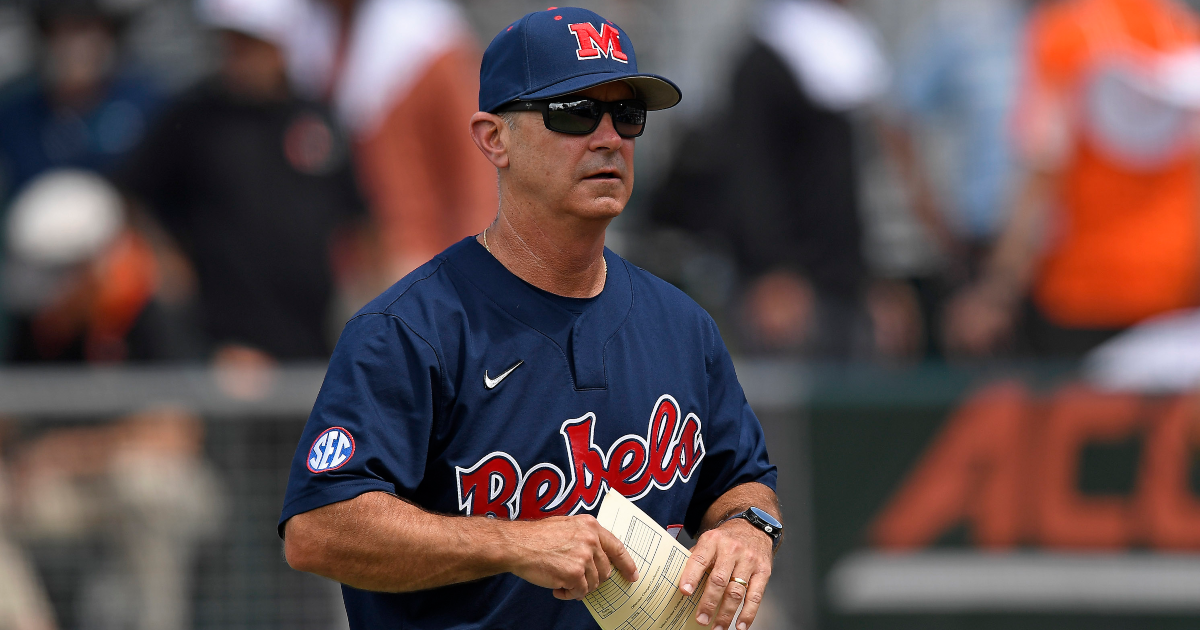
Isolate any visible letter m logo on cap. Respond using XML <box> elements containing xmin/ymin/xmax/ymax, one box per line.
<box><xmin>568</xmin><ymin>22</ymin><xmax>628</xmax><ymax>63</ymax></box>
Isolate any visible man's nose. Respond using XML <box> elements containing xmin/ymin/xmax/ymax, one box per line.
<box><xmin>588</xmin><ymin>112</ymin><xmax>624</xmax><ymax>149</ymax></box>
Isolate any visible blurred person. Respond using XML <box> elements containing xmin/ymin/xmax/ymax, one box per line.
<box><xmin>945</xmin><ymin>0</ymin><xmax>1200</xmax><ymax>358</ymax></box>
<box><xmin>0</xmin><ymin>535</ymin><xmax>55</xmax><ymax>630</ymax></box>
<box><xmin>0</xmin><ymin>0</ymin><xmax>157</xmax><ymax>203</ymax></box>
<box><xmin>0</xmin><ymin>0</ymin><xmax>161</xmax><ymax>358</ymax></box>
<box><xmin>0</xmin><ymin>9</ymin><xmax>230</xmax><ymax>625</ymax></box>
<box><xmin>9</xmin><ymin>409</ymin><xmax>223</xmax><ymax>630</ymax></box>
<box><xmin>652</xmin><ymin>0</ymin><xmax>922</xmax><ymax>360</ymax></box>
<box><xmin>0</xmin><ymin>428</ymin><xmax>57</xmax><ymax>630</ymax></box>
<box><xmin>0</xmin><ymin>171</ymin><xmax>222</xmax><ymax>629</ymax></box>
<box><xmin>886</xmin><ymin>0</ymin><xmax>1026</xmax><ymax>263</ymax></box>
<box><xmin>880</xmin><ymin>0</ymin><xmax>1026</xmax><ymax>357</ymax></box>
<box><xmin>114</xmin><ymin>0</ymin><xmax>367</xmax><ymax>368</ymax></box>
<box><xmin>288</xmin><ymin>0</ymin><xmax>497</xmax><ymax>280</ymax></box>
<box><xmin>3</xmin><ymin>169</ymin><xmax>182</xmax><ymax>363</ymax></box>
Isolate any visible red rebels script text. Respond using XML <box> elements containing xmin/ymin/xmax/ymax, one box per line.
<box><xmin>456</xmin><ymin>395</ymin><xmax>705</xmax><ymax>520</ymax></box>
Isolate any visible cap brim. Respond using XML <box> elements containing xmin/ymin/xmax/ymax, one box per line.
<box><xmin>515</xmin><ymin>72</ymin><xmax>682</xmax><ymax>111</ymax></box>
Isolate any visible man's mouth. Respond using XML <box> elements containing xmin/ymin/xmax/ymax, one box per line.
<box><xmin>584</xmin><ymin>170</ymin><xmax>621</xmax><ymax>180</ymax></box>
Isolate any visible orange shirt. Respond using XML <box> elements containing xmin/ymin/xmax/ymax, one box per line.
<box><xmin>1017</xmin><ymin>0</ymin><xmax>1200</xmax><ymax>328</ymax></box>
<box><xmin>355</xmin><ymin>45</ymin><xmax>498</xmax><ymax>279</ymax></box>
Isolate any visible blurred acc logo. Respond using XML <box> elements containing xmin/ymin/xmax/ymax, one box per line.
<box><xmin>307</xmin><ymin>427</ymin><xmax>355</xmax><ymax>473</ymax></box>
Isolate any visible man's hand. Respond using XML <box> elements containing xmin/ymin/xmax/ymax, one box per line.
<box><xmin>508</xmin><ymin>515</ymin><xmax>639</xmax><ymax>600</ymax></box>
<box><xmin>679</xmin><ymin>518</ymin><xmax>773</xmax><ymax>630</ymax></box>
<box><xmin>943</xmin><ymin>284</ymin><xmax>1015</xmax><ymax>357</ymax></box>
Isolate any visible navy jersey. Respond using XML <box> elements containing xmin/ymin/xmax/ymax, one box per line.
<box><xmin>279</xmin><ymin>237</ymin><xmax>776</xmax><ymax>630</ymax></box>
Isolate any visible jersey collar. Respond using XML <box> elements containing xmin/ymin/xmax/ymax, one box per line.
<box><xmin>442</xmin><ymin>237</ymin><xmax>633</xmax><ymax>390</ymax></box>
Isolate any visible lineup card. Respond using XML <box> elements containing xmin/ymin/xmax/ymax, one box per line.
<box><xmin>583</xmin><ymin>490</ymin><xmax>710</xmax><ymax>630</ymax></box>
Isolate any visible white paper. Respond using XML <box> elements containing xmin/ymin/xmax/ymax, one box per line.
<box><xmin>583</xmin><ymin>490</ymin><xmax>710</xmax><ymax>630</ymax></box>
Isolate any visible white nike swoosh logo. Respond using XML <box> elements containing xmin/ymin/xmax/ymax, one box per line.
<box><xmin>484</xmin><ymin>360</ymin><xmax>524</xmax><ymax>389</ymax></box>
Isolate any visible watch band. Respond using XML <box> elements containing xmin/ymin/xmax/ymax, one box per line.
<box><xmin>717</xmin><ymin>507</ymin><xmax>782</xmax><ymax>551</ymax></box>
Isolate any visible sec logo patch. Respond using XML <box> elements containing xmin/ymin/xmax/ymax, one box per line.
<box><xmin>307</xmin><ymin>427</ymin><xmax>355</xmax><ymax>473</ymax></box>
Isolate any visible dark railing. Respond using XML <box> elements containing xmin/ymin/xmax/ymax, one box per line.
<box><xmin>2</xmin><ymin>361</ymin><xmax>1196</xmax><ymax>630</ymax></box>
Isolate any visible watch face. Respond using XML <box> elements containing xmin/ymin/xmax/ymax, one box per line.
<box><xmin>749</xmin><ymin>507</ymin><xmax>782</xmax><ymax>530</ymax></box>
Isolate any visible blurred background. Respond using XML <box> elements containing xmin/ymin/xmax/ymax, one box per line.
<box><xmin>3</xmin><ymin>0</ymin><xmax>1200</xmax><ymax>628</ymax></box>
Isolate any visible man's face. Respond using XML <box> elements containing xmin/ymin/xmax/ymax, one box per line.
<box><xmin>220</xmin><ymin>31</ymin><xmax>288</xmax><ymax>100</ymax></box>
<box><xmin>504</xmin><ymin>81</ymin><xmax>636</xmax><ymax>222</ymax></box>
<box><xmin>44</xmin><ymin>18</ymin><xmax>116</xmax><ymax>98</ymax></box>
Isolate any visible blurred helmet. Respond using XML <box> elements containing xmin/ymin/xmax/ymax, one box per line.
<box><xmin>196</xmin><ymin>0</ymin><xmax>301</xmax><ymax>49</ymax></box>
<box><xmin>6</xmin><ymin>169</ymin><xmax>124</xmax><ymax>267</ymax></box>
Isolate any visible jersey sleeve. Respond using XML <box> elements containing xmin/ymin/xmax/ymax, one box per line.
<box><xmin>278</xmin><ymin>312</ymin><xmax>443</xmax><ymax>536</ymax></box>
<box><xmin>684</xmin><ymin>319</ymin><xmax>778</xmax><ymax>537</ymax></box>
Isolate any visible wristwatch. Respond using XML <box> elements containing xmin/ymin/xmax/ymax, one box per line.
<box><xmin>718</xmin><ymin>507</ymin><xmax>783</xmax><ymax>551</ymax></box>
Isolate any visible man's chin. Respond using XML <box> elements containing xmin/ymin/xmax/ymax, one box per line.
<box><xmin>567</xmin><ymin>199</ymin><xmax>625</xmax><ymax>221</ymax></box>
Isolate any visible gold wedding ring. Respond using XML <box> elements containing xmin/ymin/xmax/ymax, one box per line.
<box><xmin>730</xmin><ymin>577</ymin><xmax>749</xmax><ymax>588</ymax></box>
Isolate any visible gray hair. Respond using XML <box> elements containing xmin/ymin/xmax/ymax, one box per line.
<box><xmin>498</xmin><ymin>111</ymin><xmax>520</xmax><ymax>131</ymax></box>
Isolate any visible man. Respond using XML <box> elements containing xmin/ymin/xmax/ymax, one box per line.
<box><xmin>881</xmin><ymin>0</ymin><xmax>1025</xmax><ymax>358</ymax></box>
<box><xmin>887</xmin><ymin>0</ymin><xmax>1025</xmax><ymax>256</ymax></box>
<box><xmin>945</xmin><ymin>0</ymin><xmax>1200</xmax><ymax>357</ymax></box>
<box><xmin>0</xmin><ymin>0</ymin><xmax>158</xmax><ymax>203</ymax></box>
<box><xmin>651</xmin><ymin>0</ymin><xmax>919</xmax><ymax>360</ymax></box>
<box><xmin>4</xmin><ymin>169</ymin><xmax>171</xmax><ymax>363</ymax></box>
<box><xmin>291</xmin><ymin>0</ymin><xmax>499</xmax><ymax>280</ymax></box>
<box><xmin>280</xmin><ymin>7</ymin><xmax>781</xmax><ymax>630</ymax></box>
<box><xmin>115</xmin><ymin>0</ymin><xmax>366</xmax><ymax>364</ymax></box>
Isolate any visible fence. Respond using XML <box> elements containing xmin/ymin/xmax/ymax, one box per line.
<box><xmin>0</xmin><ymin>365</ymin><xmax>343</xmax><ymax>630</ymax></box>
<box><xmin>2</xmin><ymin>361</ymin><xmax>1198</xmax><ymax>630</ymax></box>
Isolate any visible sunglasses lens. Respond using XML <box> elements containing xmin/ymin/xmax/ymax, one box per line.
<box><xmin>539</xmin><ymin>98</ymin><xmax>647</xmax><ymax>137</ymax></box>
<box><xmin>547</xmin><ymin>99</ymin><xmax>602</xmax><ymax>134</ymax></box>
<box><xmin>612</xmin><ymin>101</ymin><xmax>647</xmax><ymax>138</ymax></box>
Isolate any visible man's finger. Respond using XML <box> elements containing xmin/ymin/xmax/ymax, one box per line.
<box><xmin>584</xmin><ymin>556</ymin><xmax>600</xmax><ymax>596</ymax></box>
<box><xmin>594</xmin><ymin>547</ymin><xmax>614</xmax><ymax>585</ymax></box>
<box><xmin>713</xmin><ymin>562</ymin><xmax>750</xmax><ymax>630</ymax></box>
<box><xmin>598</xmin><ymin>528</ymin><xmax>638</xmax><ymax>582</ymax></box>
<box><xmin>734</xmin><ymin>572</ymin><xmax>769</xmax><ymax>630</ymax></box>
<box><xmin>679</xmin><ymin>537</ymin><xmax>714</xmax><ymax>596</ymax></box>
<box><xmin>565</xmin><ymin>569</ymin><xmax>590</xmax><ymax>601</ymax></box>
<box><xmin>695</xmin><ymin>554</ymin><xmax>735</xmax><ymax>628</ymax></box>
<box><xmin>553</xmin><ymin>587</ymin><xmax>573</xmax><ymax>601</ymax></box>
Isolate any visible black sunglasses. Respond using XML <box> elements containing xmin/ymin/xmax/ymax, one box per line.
<box><xmin>496</xmin><ymin>97</ymin><xmax>647</xmax><ymax>138</ymax></box>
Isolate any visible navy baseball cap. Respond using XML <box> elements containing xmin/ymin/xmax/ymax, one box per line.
<box><xmin>479</xmin><ymin>7</ymin><xmax>682</xmax><ymax>113</ymax></box>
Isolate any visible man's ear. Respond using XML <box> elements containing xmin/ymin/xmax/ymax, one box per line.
<box><xmin>470</xmin><ymin>112</ymin><xmax>511</xmax><ymax>169</ymax></box>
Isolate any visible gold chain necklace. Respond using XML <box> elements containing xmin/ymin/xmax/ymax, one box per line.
<box><xmin>482</xmin><ymin>227</ymin><xmax>608</xmax><ymax>278</ymax></box>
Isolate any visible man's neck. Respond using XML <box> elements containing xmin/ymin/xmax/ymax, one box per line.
<box><xmin>479</xmin><ymin>200</ymin><xmax>609</xmax><ymax>299</ymax></box>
